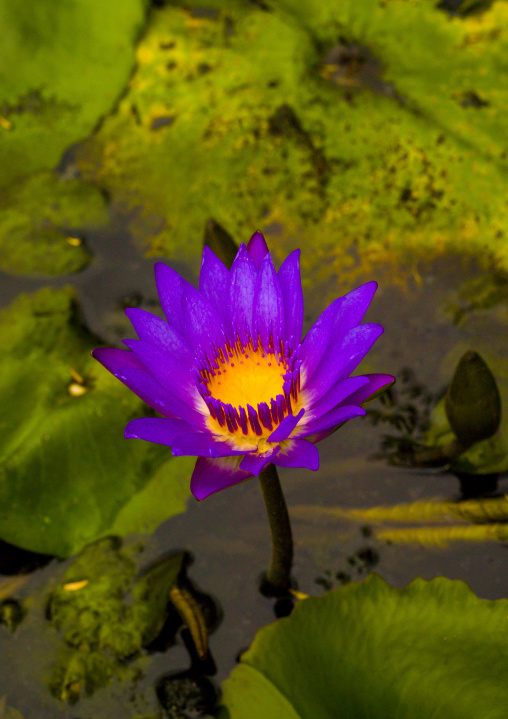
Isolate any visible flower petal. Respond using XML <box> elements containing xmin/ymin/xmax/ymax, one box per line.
<box><xmin>229</xmin><ymin>245</ymin><xmax>257</xmax><ymax>341</ymax></box>
<box><xmin>199</xmin><ymin>246</ymin><xmax>232</xmax><ymax>332</ymax></box>
<box><xmin>122</xmin><ymin>338</ymin><xmax>202</xmax><ymax>410</ymax></box>
<box><xmin>304</xmin><ymin>324</ymin><xmax>384</xmax><ymax>399</ymax></box>
<box><xmin>125</xmin><ymin>308</ymin><xmax>192</xmax><ymax>360</ymax></box>
<box><xmin>240</xmin><ymin>449</ymin><xmax>279</xmax><ymax>476</ymax></box>
<box><xmin>125</xmin><ymin>417</ymin><xmax>241</xmax><ymax>458</ymax></box>
<box><xmin>273</xmin><ymin>438</ymin><xmax>319</xmax><ymax>470</ymax></box>
<box><xmin>183</xmin><ymin>283</ymin><xmax>226</xmax><ymax>355</ymax></box>
<box><xmin>278</xmin><ymin>249</ymin><xmax>303</xmax><ymax>346</ymax></box>
<box><xmin>154</xmin><ymin>262</ymin><xmax>188</xmax><ymax>337</ymax></box>
<box><xmin>190</xmin><ymin>456</ymin><xmax>253</xmax><ymax>500</ymax></box>
<box><xmin>300</xmin><ymin>282</ymin><xmax>378</xmax><ymax>387</ymax></box>
<box><xmin>92</xmin><ymin>347</ymin><xmax>203</xmax><ymax>424</ymax></box>
<box><xmin>246</xmin><ymin>231</ymin><xmax>269</xmax><ymax>269</ymax></box>
<box><xmin>306</xmin><ymin>375</ymin><xmax>370</xmax><ymax>421</ymax></box>
<box><xmin>268</xmin><ymin>408</ymin><xmax>305</xmax><ymax>443</ymax></box>
<box><xmin>253</xmin><ymin>253</ymin><xmax>285</xmax><ymax>352</ymax></box>
<box><xmin>92</xmin><ymin>346</ymin><xmax>145</xmax><ymax>372</ymax></box>
<box><xmin>298</xmin><ymin>405</ymin><xmax>366</xmax><ymax>438</ymax></box>
<box><xmin>125</xmin><ymin>417</ymin><xmax>212</xmax><ymax>454</ymax></box>
<box><xmin>343</xmin><ymin>373</ymin><xmax>395</xmax><ymax>406</ymax></box>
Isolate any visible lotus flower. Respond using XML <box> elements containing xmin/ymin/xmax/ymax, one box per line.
<box><xmin>92</xmin><ymin>232</ymin><xmax>393</xmax><ymax>500</ymax></box>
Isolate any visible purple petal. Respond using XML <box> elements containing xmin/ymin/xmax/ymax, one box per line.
<box><xmin>125</xmin><ymin>308</ymin><xmax>192</xmax><ymax>360</ymax></box>
<box><xmin>253</xmin><ymin>253</ymin><xmax>285</xmax><ymax>351</ymax></box>
<box><xmin>125</xmin><ymin>417</ymin><xmax>241</xmax><ymax>458</ymax></box>
<box><xmin>306</xmin><ymin>375</ymin><xmax>370</xmax><ymax>420</ymax></box>
<box><xmin>273</xmin><ymin>438</ymin><xmax>319</xmax><ymax>470</ymax></box>
<box><xmin>92</xmin><ymin>347</ymin><xmax>204</xmax><ymax>425</ymax></box>
<box><xmin>278</xmin><ymin>249</ymin><xmax>303</xmax><ymax>346</ymax></box>
<box><xmin>199</xmin><ymin>246</ymin><xmax>232</xmax><ymax>333</ymax></box>
<box><xmin>190</xmin><ymin>456</ymin><xmax>253</xmax><ymax>500</ymax></box>
<box><xmin>330</xmin><ymin>281</ymin><xmax>378</xmax><ymax>334</ymax></box>
<box><xmin>229</xmin><ymin>245</ymin><xmax>257</xmax><ymax>341</ymax></box>
<box><xmin>343</xmin><ymin>373</ymin><xmax>395</xmax><ymax>406</ymax></box>
<box><xmin>240</xmin><ymin>449</ymin><xmax>279</xmax><ymax>476</ymax></box>
<box><xmin>300</xmin><ymin>282</ymin><xmax>378</xmax><ymax>387</ymax></box>
<box><xmin>154</xmin><ymin>262</ymin><xmax>188</xmax><ymax>337</ymax></box>
<box><xmin>304</xmin><ymin>374</ymin><xmax>395</xmax><ymax>444</ymax></box>
<box><xmin>92</xmin><ymin>346</ymin><xmax>146</xmax><ymax>372</ymax></box>
<box><xmin>304</xmin><ymin>324</ymin><xmax>384</xmax><ymax>398</ymax></box>
<box><xmin>125</xmin><ymin>417</ymin><xmax>213</xmax><ymax>455</ymax></box>
<box><xmin>246</xmin><ymin>231</ymin><xmax>269</xmax><ymax>269</ymax></box>
<box><xmin>183</xmin><ymin>283</ymin><xmax>226</xmax><ymax>355</ymax></box>
<box><xmin>122</xmin><ymin>339</ymin><xmax>200</xmax><ymax>408</ymax></box>
<box><xmin>268</xmin><ymin>408</ymin><xmax>305</xmax><ymax>443</ymax></box>
<box><xmin>297</xmin><ymin>404</ymin><xmax>365</xmax><ymax>438</ymax></box>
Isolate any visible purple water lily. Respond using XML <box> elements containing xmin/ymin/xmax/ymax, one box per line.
<box><xmin>92</xmin><ymin>232</ymin><xmax>393</xmax><ymax>500</ymax></box>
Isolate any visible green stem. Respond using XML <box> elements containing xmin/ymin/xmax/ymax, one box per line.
<box><xmin>258</xmin><ymin>463</ymin><xmax>293</xmax><ymax>593</ymax></box>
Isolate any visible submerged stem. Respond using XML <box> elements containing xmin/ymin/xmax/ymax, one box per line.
<box><xmin>258</xmin><ymin>463</ymin><xmax>293</xmax><ymax>593</ymax></box>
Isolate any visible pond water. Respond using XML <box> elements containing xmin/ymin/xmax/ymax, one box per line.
<box><xmin>0</xmin><ymin>219</ymin><xmax>506</xmax><ymax>718</ymax></box>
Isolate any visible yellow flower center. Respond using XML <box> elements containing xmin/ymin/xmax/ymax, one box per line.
<box><xmin>197</xmin><ymin>336</ymin><xmax>302</xmax><ymax>449</ymax></box>
<box><xmin>208</xmin><ymin>349</ymin><xmax>284</xmax><ymax>410</ymax></box>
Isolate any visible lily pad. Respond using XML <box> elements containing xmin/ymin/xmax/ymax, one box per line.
<box><xmin>0</xmin><ymin>172</ymin><xmax>108</xmax><ymax>275</ymax></box>
<box><xmin>218</xmin><ymin>574</ymin><xmax>508</xmax><ymax>719</ymax></box>
<box><xmin>0</xmin><ymin>287</ymin><xmax>193</xmax><ymax>557</ymax></box>
<box><xmin>0</xmin><ymin>0</ymin><xmax>147</xmax><ymax>188</ymax></box>
<box><xmin>76</xmin><ymin>0</ymin><xmax>508</xmax><ymax>285</ymax></box>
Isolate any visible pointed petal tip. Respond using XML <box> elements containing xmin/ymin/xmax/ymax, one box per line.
<box><xmin>246</xmin><ymin>231</ymin><xmax>270</xmax><ymax>268</ymax></box>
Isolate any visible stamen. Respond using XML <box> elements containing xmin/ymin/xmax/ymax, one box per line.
<box><xmin>247</xmin><ymin>404</ymin><xmax>263</xmax><ymax>436</ymax></box>
<box><xmin>197</xmin><ymin>332</ymin><xmax>302</xmax><ymax>442</ymax></box>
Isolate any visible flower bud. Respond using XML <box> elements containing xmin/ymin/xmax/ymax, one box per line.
<box><xmin>445</xmin><ymin>351</ymin><xmax>501</xmax><ymax>446</ymax></box>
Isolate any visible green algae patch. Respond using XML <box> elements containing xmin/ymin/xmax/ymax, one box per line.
<box><xmin>75</xmin><ymin>0</ymin><xmax>508</xmax><ymax>285</ymax></box>
<box><xmin>0</xmin><ymin>287</ymin><xmax>193</xmax><ymax>557</ymax></box>
<box><xmin>218</xmin><ymin>575</ymin><xmax>508</xmax><ymax>719</ymax></box>
<box><xmin>0</xmin><ymin>172</ymin><xmax>108</xmax><ymax>275</ymax></box>
<box><xmin>46</xmin><ymin>540</ymin><xmax>185</xmax><ymax>702</ymax></box>
<box><xmin>0</xmin><ymin>0</ymin><xmax>148</xmax><ymax>188</ymax></box>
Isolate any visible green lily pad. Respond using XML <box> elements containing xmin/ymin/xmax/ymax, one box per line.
<box><xmin>218</xmin><ymin>575</ymin><xmax>508</xmax><ymax>719</ymax></box>
<box><xmin>0</xmin><ymin>0</ymin><xmax>147</xmax><ymax>188</ymax></box>
<box><xmin>76</xmin><ymin>0</ymin><xmax>508</xmax><ymax>285</ymax></box>
<box><xmin>0</xmin><ymin>287</ymin><xmax>193</xmax><ymax>557</ymax></box>
<box><xmin>0</xmin><ymin>172</ymin><xmax>108</xmax><ymax>275</ymax></box>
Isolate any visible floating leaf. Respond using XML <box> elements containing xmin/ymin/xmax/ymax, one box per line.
<box><xmin>218</xmin><ymin>575</ymin><xmax>508</xmax><ymax>719</ymax></box>
<box><xmin>0</xmin><ymin>0</ymin><xmax>147</xmax><ymax>188</ymax></box>
<box><xmin>76</xmin><ymin>0</ymin><xmax>508</xmax><ymax>286</ymax></box>
<box><xmin>0</xmin><ymin>287</ymin><xmax>193</xmax><ymax>557</ymax></box>
<box><xmin>0</xmin><ymin>172</ymin><xmax>107</xmax><ymax>275</ymax></box>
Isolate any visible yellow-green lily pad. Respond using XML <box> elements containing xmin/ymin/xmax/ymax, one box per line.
<box><xmin>0</xmin><ymin>172</ymin><xmax>108</xmax><ymax>275</ymax></box>
<box><xmin>76</xmin><ymin>0</ymin><xmax>508</xmax><ymax>284</ymax></box>
<box><xmin>0</xmin><ymin>0</ymin><xmax>148</xmax><ymax>188</ymax></box>
<box><xmin>0</xmin><ymin>287</ymin><xmax>193</xmax><ymax>557</ymax></box>
<box><xmin>218</xmin><ymin>575</ymin><xmax>508</xmax><ymax>719</ymax></box>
